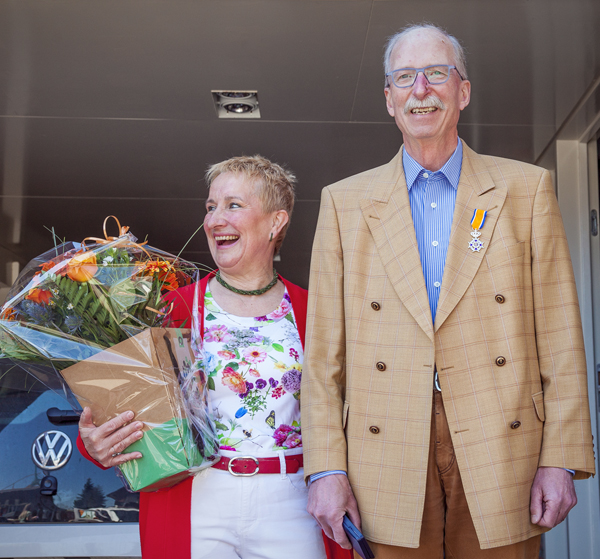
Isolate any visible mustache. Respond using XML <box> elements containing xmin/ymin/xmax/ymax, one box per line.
<box><xmin>404</xmin><ymin>96</ymin><xmax>445</xmax><ymax>114</ymax></box>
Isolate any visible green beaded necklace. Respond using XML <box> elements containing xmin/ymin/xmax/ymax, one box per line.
<box><xmin>215</xmin><ymin>268</ymin><xmax>279</xmax><ymax>296</ymax></box>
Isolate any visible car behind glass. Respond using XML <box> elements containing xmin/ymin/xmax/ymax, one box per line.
<box><xmin>0</xmin><ymin>358</ymin><xmax>141</xmax><ymax>558</ymax></box>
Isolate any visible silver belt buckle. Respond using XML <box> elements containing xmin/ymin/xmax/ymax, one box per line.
<box><xmin>228</xmin><ymin>455</ymin><xmax>259</xmax><ymax>477</ymax></box>
<box><xmin>434</xmin><ymin>370</ymin><xmax>441</xmax><ymax>392</ymax></box>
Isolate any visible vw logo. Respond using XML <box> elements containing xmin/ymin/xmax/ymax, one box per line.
<box><xmin>32</xmin><ymin>430</ymin><xmax>73</xmax><ymax>470</ymax></box>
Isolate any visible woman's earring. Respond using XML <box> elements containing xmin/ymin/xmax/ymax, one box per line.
<box><xmin>269</xmin><ymin>232</ymin><xmax>273</xmax><ymax>242</ymax></box>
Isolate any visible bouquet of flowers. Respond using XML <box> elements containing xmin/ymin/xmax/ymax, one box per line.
<box><xmin>0</xmin><ymin>217</ymin><xmax>219</xmax><ymax>491</ymax></box>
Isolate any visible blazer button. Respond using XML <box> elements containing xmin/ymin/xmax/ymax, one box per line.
<box><xmin>495</xmin><ymin>294</ymin><xmax>506</xmax><ymax>304</ymax></box>
<box><xmin>371</xmin><ymin>301</ymin><xmax>381</xmax><ymax>311</ymax></box>
<box><xmin>376</xmin><ymin>362</ymin><xmax>386</xmax><ymax>371</ymax></box>
<box><xmin>495</xmin><ymin>356</ymin><xmax>506</xmax><ymax>367</ymax></box>
<box><xmin>511</xmin><ymin>421</ymin><xmax>521</xmax><ymax>429</ymax></box>
<box><xmin>369</xmin><ymin>426</ymin><xmax>380</xmax><ymax>434</ymax></box>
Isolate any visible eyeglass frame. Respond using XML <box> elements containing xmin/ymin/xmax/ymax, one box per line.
<box><xmin>385</xmin><ymin>64</ymin><xmax>465</xmax><ymax>89</ymax></box>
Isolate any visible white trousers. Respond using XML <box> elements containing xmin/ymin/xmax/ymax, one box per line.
<box><xmin>190</xmin><ymin>465</ymin><xmax>326</xmax><ymax>559</ymax></box>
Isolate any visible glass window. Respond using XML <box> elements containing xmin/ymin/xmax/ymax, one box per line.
<box><xmin>0</xmin><ymin>359</ymin><xmax>139</xmax><ymax>524</ymax></box>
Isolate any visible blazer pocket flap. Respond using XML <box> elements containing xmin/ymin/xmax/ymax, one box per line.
<box><xmin>342</xmin><ymin>401</ymin><xmax>349</xmax><ymax>429</ymax></box>
<box><xmin>486</xmin><ymin>241</ymin><xmax>525</xmax><ymax>268</ymax></box>
<box><xmin>532</xmin><ymin>391</ymin><xmax>545</xmax><ymax>422</ymax></box>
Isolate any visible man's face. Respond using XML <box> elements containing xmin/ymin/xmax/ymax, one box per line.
<box><xmin>384</xmin><ymin>29</ymin><xmax>471</xmax><ymax>149</ymax></box>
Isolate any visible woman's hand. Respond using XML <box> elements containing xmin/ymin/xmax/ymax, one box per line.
<box><xmin>79</xmin><ymin>407</ymin><xmax>144</xmax><ymax>468</ymax></box>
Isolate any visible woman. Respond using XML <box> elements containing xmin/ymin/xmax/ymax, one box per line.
<box><xmin>77</xmin><ymin>155</ymin><xmax>351</xmax><ymax>559</ymax></box>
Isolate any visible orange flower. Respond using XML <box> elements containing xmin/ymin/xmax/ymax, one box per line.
<box><xmin>0</xmin><ymin>307</ymin><xmax>18</xmax><ymax>321</ymax></box>
<box><xmin>37</xmin><ymin>257</ymin><xmax>69</xmax><ymax>277</ymax></box>
<box><xmin>26</xmin><ymin>288</ymin><xmax>53</xmax><ymax>305</ymax></box>
<box><xmin>141</xmin><ymin>260</ymin><xmax>179</xmax><ymax>291</ymax></box>
<box><xmin>161</xmin><ymin>272</ymin><xmax>178</xmax><ymax>291</ymax></box>
<box><xmin>67</xmin><ymin>252</ymin><xmax>98</xmax><ymax>282</ymax></box>
<box><xmin>40</xmin><ymin>261</ymin><xmax>56</xmax><ymax>273</ymax></box>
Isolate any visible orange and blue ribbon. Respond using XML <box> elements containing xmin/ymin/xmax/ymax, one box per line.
<box><xmin>470</xmin><ymin>209</ymin><xmax>487</xmax><ymax>231</ymax></box>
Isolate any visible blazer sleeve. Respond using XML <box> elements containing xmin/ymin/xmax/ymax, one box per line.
<box><xmin>532</xmin><ymin>171</ymin><xmax>595</xmax><ymax>478</ymax></box>
<box><xmin>301</xmin><ymin>186</ymin><xmax>349</xmax><ymax>479</ymax></box>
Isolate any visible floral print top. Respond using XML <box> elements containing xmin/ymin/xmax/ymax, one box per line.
<box><xmin>202</xmin><ymin>286</ymin><xmax>303</xmax><ymax>457</ymax></box>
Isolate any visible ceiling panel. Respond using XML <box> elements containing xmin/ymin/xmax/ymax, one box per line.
<box><xmin>0</xmin><ymin>118</ymin><xmax>401</xmax><ymax>201</ymax></box>
<box><xmin>0</xmin><ymin>0</ymin><xmax>372</xmax><ymax>121</ymax></box>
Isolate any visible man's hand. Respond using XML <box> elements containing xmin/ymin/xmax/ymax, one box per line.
<box><xmin>307</xmin><ymin>474</ymin><xmax>361</xmax><ymax>549</ymax></box>
<box><xmin>79</xmin><ymin>407</ymin><xmax>144</xmax><ymax>468</ymax></box>
<box><xmin>530</xmin><ymin>466</ymin><xmax>577</xmax><ymax>528</ymax></box>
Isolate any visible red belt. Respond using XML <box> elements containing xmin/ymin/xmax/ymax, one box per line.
<box><xmin>212</xmin><ymin>454</ymin><xmax>303</xmax><ymax>476</ymax></box>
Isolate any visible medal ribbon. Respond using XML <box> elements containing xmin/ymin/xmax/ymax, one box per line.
<box><xmin>470</xmin><ymin>209</ymin><xmax>487</xmax><ymax>231</ymax></box>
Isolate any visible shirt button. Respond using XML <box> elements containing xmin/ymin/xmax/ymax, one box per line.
<box><xmin>431</xmin><ymin>202</ymin><xmax>437</xmax><ymax>208</ymax></box>
<box><xmin>432</xmin><ymin>241</ymin><xmax>439</xmax><ymax>247</ymax></box>
<box><xmin>376</xmin><ymin>362</ymin><xmax>386</xmax><ymax>371</ymax></box>
<box><xmin>510</xmin><ymin>421</ymin><xmax>521</xmax><ymax>430</ymax></box>
<box><xmin>369</xmin><ymin>426</ymin><xmax>380</xmax><ymax>434</ymax></box>
<box><xmin>371</xmin><ymin>301</ymin><xmax>381</xmax><ymax>311</ymax></box>
<box><xmin>423</xmin><ymin>173</ymin><xmax>429</xmax><ymax>178</ymax></box>
<box><xmin>434</xmin><ymin>281</ymin><xmax>441</xmax><ymax>288</ymax></box>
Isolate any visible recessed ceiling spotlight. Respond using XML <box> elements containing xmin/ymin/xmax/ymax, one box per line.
<box><xmin>212</xmin><ymin>90</ymin><xmax>261</xmax><ymax>119</ymax></box>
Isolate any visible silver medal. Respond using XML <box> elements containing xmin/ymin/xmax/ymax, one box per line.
<box><xmin>469</xmin><ymin>230</ymin><xmax>484</xmax><ymax>252</ymax></box>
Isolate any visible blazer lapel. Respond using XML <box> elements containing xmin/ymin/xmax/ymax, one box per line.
<box><xmin>434</xmin><ymin>143</ymin><xmax>508</xmax><ymax>331</ymax></box>
<box><xmin>359</xmin><ymin>149</ymin><xmax>434</xmax><ymax>342</ymax></box>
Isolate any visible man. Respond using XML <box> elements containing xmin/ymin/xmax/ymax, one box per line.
<box><xmin>302</xmin><ymin>23</ymin><xmax>595</xmax><ymax>558</ymax></box>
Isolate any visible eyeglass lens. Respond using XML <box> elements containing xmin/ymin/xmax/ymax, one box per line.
<box><xmin>391</xmin><ymin>65</ymin><xmax>453</xmax><ymax>88</ymax></box>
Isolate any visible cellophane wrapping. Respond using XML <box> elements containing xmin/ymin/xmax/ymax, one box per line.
<box><xmin>0</xmin><ymin>234</ymin><xmax>219</xmax><ymax>491</ymax></box>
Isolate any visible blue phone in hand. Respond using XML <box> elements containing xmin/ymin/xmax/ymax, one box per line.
<box><xmin>342</xmin><ymin>515</ymin><xmax>375</xmax><ymax>559</ymax></box>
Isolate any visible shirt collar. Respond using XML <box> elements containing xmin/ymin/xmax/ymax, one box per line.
<box><xmin>402</xmin><ymin>139</ymin><xmax>463</xmax><ymax>191</ymax></box>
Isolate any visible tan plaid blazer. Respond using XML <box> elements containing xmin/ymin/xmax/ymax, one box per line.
<box><xmin>302</xmin><ymin>141</ymin><xmax>595</xmax><ymax>549</ymax></box>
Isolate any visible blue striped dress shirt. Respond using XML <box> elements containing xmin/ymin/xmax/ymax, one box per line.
<box><xmin>403</xmin><ymin>139</ymin><xmax>462</xmax><ymax>321</ymax></box>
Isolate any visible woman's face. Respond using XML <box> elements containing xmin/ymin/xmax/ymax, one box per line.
<box><xmin>204</xmin><ymin>172</ymin><xmax>286</xmax><ymax>277</ymax></box>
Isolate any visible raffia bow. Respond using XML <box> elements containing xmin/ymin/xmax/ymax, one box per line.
<box><xmin>82</xmin><ymin>215</ymin><xmax>150</xmax><ymax>257</ymax></box>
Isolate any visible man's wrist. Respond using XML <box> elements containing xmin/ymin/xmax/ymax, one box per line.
<box><xmin>309</xmin><ymin>470</ymin><xmax>347</xmax><ymax>485</ymax></box>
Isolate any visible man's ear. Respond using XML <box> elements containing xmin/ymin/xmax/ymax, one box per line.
<box><xmin>384</xmin><ymin>86</ymin><xmax>395</xmax><ymax>117</ymax></box>
<box><xmin>459</xmin><ymin>80</ymin><xmax>471</xmax><ymax>111</ymax></box>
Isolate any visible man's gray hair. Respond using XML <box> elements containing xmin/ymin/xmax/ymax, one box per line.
<box><xmin>383</xmin><ymin>23</ymin><xmax>468</xmax><ymax>85</ymax></box>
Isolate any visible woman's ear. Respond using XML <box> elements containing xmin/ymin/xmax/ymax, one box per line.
<box><xmin>272</xmin><ymin>210</ymin><xmax>289</xmax><ymax>237</ymax></box>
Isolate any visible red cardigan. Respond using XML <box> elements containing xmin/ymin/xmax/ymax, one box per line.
<box><xmin>77</xmin><ymin>272</ymin><xmax>351</xmax><ymax>559</ymax></box>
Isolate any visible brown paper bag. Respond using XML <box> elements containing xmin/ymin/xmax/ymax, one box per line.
<box><xmin>63</xmin><ymin>327</ymin><xmax>214</xmax><ymax>491</ymax></box>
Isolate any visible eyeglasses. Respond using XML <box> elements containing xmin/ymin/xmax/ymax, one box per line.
<box><xmin>385</xmin><ymin>65</ymin><xmax>464</xmax><ymax>88</ymax></box>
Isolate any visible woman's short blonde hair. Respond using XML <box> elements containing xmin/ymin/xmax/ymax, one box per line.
<box><xmin>205</xmin><ymin>155</ymin><xmax>297</xmax><ymax>255</ymax></box>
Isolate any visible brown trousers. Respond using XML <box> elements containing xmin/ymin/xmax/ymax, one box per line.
<box><xmin>356</xmin><ymin>391</ymin><xmax>541</xmax><ymax>559</ymax></box>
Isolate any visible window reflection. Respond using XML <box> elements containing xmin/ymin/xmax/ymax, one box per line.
<box><xmin>0</xmin><ymin>359</ymin><xmax>139</xmax><ymax>524</ymax></box>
